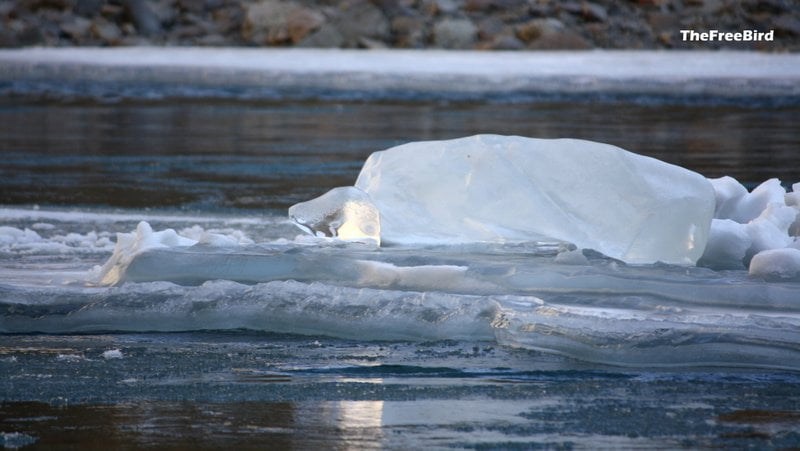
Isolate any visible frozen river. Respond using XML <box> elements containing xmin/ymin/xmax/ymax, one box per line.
<box><xmin>2</xmin><ymin>77</ymin><xmax>800</xmax><ymax>447</ymax></box>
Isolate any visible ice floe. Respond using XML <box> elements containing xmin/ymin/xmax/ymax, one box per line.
<box><xmin>352</xmin><ymin>135</ymin><xmax>714</xmax><ymax>265</ymax></box>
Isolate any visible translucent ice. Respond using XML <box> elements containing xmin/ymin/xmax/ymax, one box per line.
<box><xmin>355</xmin><ymin>135</ymin><xmax>715</xmax><ymax>265</ymax></box>
<box><xmin>288</xmin><ymin>186</ymin><xmax>381</xmax><ymax>245</ymax></box>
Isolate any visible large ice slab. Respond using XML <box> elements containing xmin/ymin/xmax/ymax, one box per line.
<box><xmin>354</xmin><ymin>135</ymin><xmax>715</xmax><ymax>264</ymax></box>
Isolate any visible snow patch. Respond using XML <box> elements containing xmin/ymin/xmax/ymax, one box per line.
<box><xmin>101</xmin><ymin>349</ymin><xmax>124</xmax><ymax>359</ymax></box>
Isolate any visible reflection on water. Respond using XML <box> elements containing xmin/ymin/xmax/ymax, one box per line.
<box><xmin>1</xmin><ymin>100</ymin><xmax>797</xmax><ymax>212</ymax></box>
<box><xmin>2</xmin><ymin>332</ymin><xmax>800</xmax><ymax>448</ymax></box>
<box><xmin>4</xmin><ymin>399</ymin><xmax>800</xmax><ymax>449</ymax></box>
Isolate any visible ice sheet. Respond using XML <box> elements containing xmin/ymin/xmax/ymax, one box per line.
<box><xmin>3</xmin><ymin>207</ymin><xmax>800</xmax><ymax>369</ymax></box>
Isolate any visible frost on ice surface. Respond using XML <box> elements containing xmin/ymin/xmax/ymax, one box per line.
<box><xmin>355</xmin><ymin>134</ymin><xmax>715</xmax><ymax>265</ymax></box>
<box><xmin>289</xmin><ymin>186</ymin><xmax>381</xmax><ymax>245</ymax></box>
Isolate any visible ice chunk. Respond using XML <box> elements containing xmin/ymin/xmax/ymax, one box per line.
<box><xmin>698</xmin><ymin>219</ymin><xmax>751</xmax><ymax>269</ymax></box>
<box><xmin>0</xmin><ymin>226</ymin><xmax>41</xmax><ymax>245</ymax></box>
<box><xmin>708</xmin><ymin>176</ymin><xmax>748</xmax><ymax>220</ymax></box>
<box><xmin>101</xmin><ymin>349</ymin><xmax>124</xmax><ymax>359</ymax></box>
<box><xmin>288</xmin><ymin>186</ymin><xmax>380</xmax><ymax>245</ymax></box>
<box><xmin>744</xmin><ymin>203</ymin><xmax>797</xmax><ymax>262</ymax></box>
<box><xmin>554</xmin><ymin>248</ymin><xmax>589</xmax><ymax>265</ymax></box>
<box><xmin>178</xmin><ymin>225</ymin><xmax>254</xmax><ymax>247</ymax></box>
<box><xmin>710</xmin><ymin>177</ymin><xmax>786</xmax><ymax>224</ymax></box>
<box><xmin>786</xmin><ymin>183</ymin><xmax>800</xmax><ymax>207</ymax></box>
<box><xmin>93</xmin><ymin>221</ymin><xmax>198</xmax><ymax>286</ymax></box>
<box><xmin>355</xmin><ymin>135</ymin><xmax>715</xmax><ymax>264</ymax></box>
<box><xmin>749</xmin><ymin>248</ymin><xmax>800</xmax><ymax>280</ymax></box>
<box><xmin>787</xmin><ymin>183</ymin><xmax>800</xmax><ymax>237</ymax></box>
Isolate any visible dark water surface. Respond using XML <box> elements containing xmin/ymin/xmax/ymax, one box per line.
<box><xmin>1</xmin><ymin>99</ymin><xmax>798</xmax><ymax>212</ymax></box>
<box><xmin>2</xmin><ymin>333</ymin><xmax>800</xmax><ymax>449</ymax></box>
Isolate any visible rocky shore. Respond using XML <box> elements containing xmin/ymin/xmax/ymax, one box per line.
<box><xmin>1</xmin><ymin>0</ymin><xmax>798</xmax><ymax>51</ymax></box>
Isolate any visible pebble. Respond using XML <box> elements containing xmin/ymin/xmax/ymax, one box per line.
<box><xmin>0</xmin><ymin>0</ymin><xmax>796</xmax><ymax>50</ymax></box>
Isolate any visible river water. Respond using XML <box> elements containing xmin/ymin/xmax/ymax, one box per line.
<box><xmin>1</xmin><ymin>96</ymin><xmax>800</xmax><ymax>448</ymax></box>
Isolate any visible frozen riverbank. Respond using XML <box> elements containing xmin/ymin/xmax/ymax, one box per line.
<box><xmin>1</xmin><ymin>48</ymin><xmax>799</xmax><ymax>101</ymax></box>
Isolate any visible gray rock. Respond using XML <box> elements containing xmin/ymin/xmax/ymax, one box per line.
<box><xmin>647</xmin><ymin>12</ymin><xmax>679</xmax><ymax>33</ymax></box>
<box><xmin>243</xmin><ymin>1</ymin><xmax>323</xmax><ymax>45</ymax></box>
<box><xmin>211</xmin><ymin>7</ymin><xmax>242</xmax><ymax>34</ymax></box>
<box><xmin>122</xmin><ymin>0</ymin><xmax>162</xmax><ymax>36</ymax></box>
<box><xmin>99</xmin><ymin>4</ymin><xmax>125</xmax><ymax>21</ymax></box>
<box><xmin>515</xmin><ymin>18</ymin><xmax>564</xmax><ymax>42</ymax></box>
<box><xmin>476</xmin><ymin>16</ymin><xmax>504</xmax><ymax>40</ymax></box>
<box><xmin>530</xmin><ymin>28</ymin><xmax>592</xmax><ymax>49</ymax></box>
<box><xmin>433</xmin><ymin>17</ymin><xmax>476</xmax><ymax>49</ymax></box>
<box><xmin>391</xmin><ymin>15</ymin><xmax>428</xmax><ymax>47</ymax></box>
<box><xmin>23</xmin><ymin>0</ymin><xmax>71</xmax><ymax>11</ymax></box>
<box><xmin>581</xmin><ymin>2</ymin><xmax>608</xmax><ymax>22</ymax></box>
<box><xmin>464</xmin><ymin>0</ymin><xmax>525</xmax><ymax>12</ymax></box>
<box><xmin>242</xmin><ymin>0</ymin><xmax>300</xmax><ymax>45</ymax></box>
<box><xmin>0</xmin><ymin>30</ymin><xmax>17</xmax><ymax>47</ymax></box>
<box><xmin>516</xmin><ymin>18</ymin><xmax>591</xmax><ymax>49</ymax></box>
<box><xmin>332</xmin><ymin>0</ymin><xmax>390</xmax><ymax>47</ymax></box>
<box><xmin>60</xmin><ymin>15</ymin><xmax>92</xmax><ymax>40</ymax></box>
<box><xmin>175</xmin><ymin>0</ymin><xmax>206</xmax><ymax>14</ymax></box>
<box><xmin>358</xmin><ymin>36</ymin><xmax>388</xmax><ymax>48</ymax></box>
<box><xmin>559</xmin><ymin>1</ymin><xmax>607</xmax><ymax>22</ymax></box>
<box><xmin>286</xmin><ymin>7</ymin><xmax>324</xmax><ymax>43</ymax></box>
<box><xmin>14</xmin><ymin>21</ymin><xmax>45</xmax><ymax>46</ymax></box>
<box><xmin>0</xmin><ymin>1</ymin><xmax>15</xmax><ymax>18</ymax></box>
<box><xmin>91</xmin><ymin>17</ymin><xmax>122</xmax><ymax>44</ymax></box>
<box><xmin>773</xmin><ymin>14</ymin><xmax>800</xmax><ymax>36</ymax></box>
<box><xmin>195</xmin><ymin>33</ymin><xmax>227</xmax><ymax>46</ymax></box>
<box><xmin>148</xmin><ymin>0</ymin><xmax>178</xmax><ymax>26</ymax></box>
<box><xmin>478</xmin><ymin>34</ymin><xmax>525</xmax><ymax>50</ymax></box>
<box><xmin>296</xmin><ymin>23</ymin><xmax>344</xmax><ymax>48</ymax></box>
<box><xmin>74</xmin><ymin>0</ymin><xmax>104</xmax><ymax>17</ymax></box>
<box><xmin>429</xmin><ymin>0</ymin><xmax>460</xmax><ymax>15</ymax></box>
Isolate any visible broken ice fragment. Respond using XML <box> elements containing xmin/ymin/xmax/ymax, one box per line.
<box><xmin>288</xmin><ymin>186</ymin><xmax>381</xmax><ymax>245</ymax></box>
<box><xmin>698</xmin><ymin>219</ymin><xmax>751</xmax><ymax>269</ymax></box>
<box><xmin>355</xmin><ymin>134</ymin><xmax>715</xmax><ymax>264</ymax></box>
<box><xmin>709</xmin><ymin>176</ymin><xmax>786</xmax><ymax>224</ymax></box>
<box><xmin>749</xmin><ymin>248</ymin><xmax>800</xmax><ymax>280</ymax></box>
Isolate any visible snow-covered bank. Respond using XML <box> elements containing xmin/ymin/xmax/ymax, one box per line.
<box><xmin>1</xmin><ymin>48</ymin><xmax>799</xmax><ymax>100</ymax></box>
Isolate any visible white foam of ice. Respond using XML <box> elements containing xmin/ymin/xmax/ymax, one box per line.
<box><xmin>0</xmin><ymin>207</ymin><xmax>273</xmax><ymax>225</ymax></box>
<box><xmin>0</xmin><ymin>226</ymin><xmax>115</xmax><ymax>255</ymax></box>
